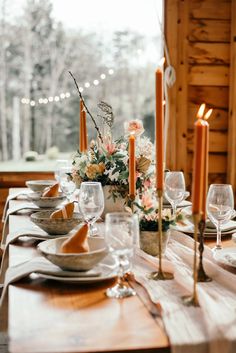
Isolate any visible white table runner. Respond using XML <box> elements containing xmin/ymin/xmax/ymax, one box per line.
<box><xmin>133</xmin><ymin>230</ymin><xmax>236</xmax><ymax>353</ymax></box>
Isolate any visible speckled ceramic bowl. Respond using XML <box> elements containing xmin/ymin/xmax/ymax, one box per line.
<box><xmin>26</xmin><ymin>180</ymin><xmax>55</xmax><ymax>192</ymax></box>
<box><xmin>27</xmin><ymin>192</ymin><xmax>66</xmax><ymax>208</ymax></box>
<box><xmin>31</xmin><ymin>210</ymin><xmax>82</xmax><ymax>235</ymax></box>
<box><xmin>38</xmin><ymin>237</ymin><xmax>108</xmax><ymax>271</ymax></box>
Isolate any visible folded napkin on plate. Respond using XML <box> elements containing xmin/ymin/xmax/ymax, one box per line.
<box><xmin>1</xmin><ymin>203</ymin><xmax>41</xmax><ymax>249</ymax></box>
<box><xmin>2</xmin><ymin>191</ymin><xmax>31</xmax><ymax>223</ymax></box>
<box><xmin>0</xmin><ymin>256</ymin><xmax>100</xmax><ymax>309</ymax></box>
<box><xmin>133</xmin><ymin>230</ymin><xmax>236</xmax><ymax>353</ymax></box>
<box><xmin>0</xmin><ymin>229</ymin><xmax>62</xmax><ymax>284</ymax></box>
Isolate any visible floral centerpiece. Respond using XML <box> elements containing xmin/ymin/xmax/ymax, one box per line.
<box><xmin>69</xmin><ymin>72</ymin><xmax>154</xmax><ymax>213</ymax></box>
<box><xmin>135</xmin><ymin>190</ymin><xmax>184</xmax><ymax>256</ymax></box>
<box><xmin>72</xmin><ymin>118</ymin><xmax>154</xmax><ymax>212</ymax></box>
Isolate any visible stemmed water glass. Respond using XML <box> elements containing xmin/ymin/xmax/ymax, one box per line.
<box><xmin>54</xmin><ymin>160</ymin><xmax>70</xmax><ymax>182</ymax></box>
<box><xmin>207</xmin><ymin>184</ymin><xmax>234</xmax><ymax>251</ymax></box>
<box><xmin>78</xmin><ymin>182</ymin><xmax>104</xmax><ymax>237</ymax></box>
<box><xmin>164</xmin><ymin>171</ymin><xmax>187</xmax><ymax>215</ymax></box>
<box><xmin>58</xmin><ymin>166</ymin><xmax>76</xmax><ymax>201</ymax></box>
<box><xmin>105</xmin><ymin>212</ymin><xmax>139</xmax><ymax>299</ymax></box>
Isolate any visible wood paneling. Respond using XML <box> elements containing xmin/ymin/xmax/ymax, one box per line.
<box><xmin>189</xmin><ymin>19</ymin><xmax>230</xmax><ymax>43</ymax></box>
<box><xmin>165</xmin><ymin>0</ymin><xmax>178</xmax><ymax>170</ymax></box>
<box><xmin>166</xmin><ymin>0</ymin><xmax>232</xmax><ymax>188</ymax></box>
<box><xmin>189</xmin><ymin>86</ymin><xmax>229</xmax><ymax>109</ymax></box>
<box><xmin>189</xmin><ymin>65</ymin><xmax>229</xmax><ymax>86</ymax></box>
<box><xmin>227</xmin><ymin>0</ymin><xmax>236</xmax><ymax>189</ymax></box>
<box><xmin>175</xmin><ymin>0</ymin><xmax>189</xmax><ymax>175</ymax></box>
<box><xmin>188</xmin><ymin>104</ymin><xmax>228</xmax><ymax>130</ymax></box>
<box><xmin>188</xmin><ymin>130</ymin><xmax>227</xmax><ymax>152</ymax></box>
<box><xmin>189</xmin><ymin>0</ymin><xmax>231</xmax><ymax>20</ymax></box>
<box><xmin>188</xmin><ymin>43</ymin><xmax>229</xmax><ymax>64</ymax></box>
<box><xmin>187</xmin><ymin>153</ymin><xmax>227</xmax><ymax>173</ymax></box>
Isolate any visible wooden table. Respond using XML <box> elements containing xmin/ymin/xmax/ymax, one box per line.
<box><xmin>5</xmin><ymin>189</ymin><xmax>235</xmax><ymax>353</ymax></box>
<box><xmin>6</xmin><ymin>189</ymin><xmax>169</xmax><ymax>353</ymax></box>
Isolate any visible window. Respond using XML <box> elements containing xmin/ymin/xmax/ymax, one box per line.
<box><xmin>0</xmin><ymin>0</ymin><xmax>163</xmax><ymax>164</ymax></box>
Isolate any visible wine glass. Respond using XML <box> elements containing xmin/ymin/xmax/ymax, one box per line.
<box><xmin>58</xmin><ymin>167</ymin><xmax>76</xmax><ymax>201</ymax></box>
<box><xmin>78</xmin><ymin>182</ymin><xmax>104</xmax><ymax>236</ymax></box>
<box><xmin>207</xmin><ymin>184</ymin><xmax>234</xmax><ymax>251</ymax></box>
<box><xmin>54</xmin><ymin>160</ymin><xmax>70</xmax><ymax>182</ymax></box>
<box><xmin>105</xmin><ymin>212</ymin><xmax>138</xmax><ymax>299</ymax></box>
<box><xmin>164</xmin><ymin>171</ymin><xmax>187</xmax><ymax>215</ymax></box>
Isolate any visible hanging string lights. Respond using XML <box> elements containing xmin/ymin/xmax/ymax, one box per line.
<box><xmin>20</xmin><ymin>68</ymin><xmax>115</xmax><ymax>107</ymax></box>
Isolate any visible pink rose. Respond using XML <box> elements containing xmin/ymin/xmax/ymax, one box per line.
<box><xmin>124</xmin><ymin>119</ymin><xmax>144</xmax><ymax>137</ymax></box>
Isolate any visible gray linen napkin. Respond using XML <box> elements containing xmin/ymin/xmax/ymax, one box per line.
<box><xmin>2</xmin><ymin>191</ymin><xmax>31</xmax><ymax>223</ymax></box>
<box><xmin>1</xmin><ymin>204</ymin><xmax>42</xmax><ymax>249</ymax></box>
<box><xmin>0</xmin><ymin>229</ymin><xmax>63</xmax><ymax>284</ymax></box>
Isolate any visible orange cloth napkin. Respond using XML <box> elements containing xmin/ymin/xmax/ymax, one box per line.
<box><xmin>42</xmin><ymin>183</ymin><xmax>59</xmax><ymax>197</ymax></box>
<box><xmin>60</xmin><ymin>223</ymin><xmax>89</xmax><ymax>253</ymax></box>
<box><xmin>50</xmin><ymin>202</ymin><xmax>74</xmax><ymax>219</ymax></box>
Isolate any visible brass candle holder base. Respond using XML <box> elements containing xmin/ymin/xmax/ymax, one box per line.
<box><xmin>128</xmin><ymin>194</ymin><xmax>135</xmax><ymax>213</ymax></box>
<box><xmin>197</xmin><ymin>219</ymin><xmax>212</xmax><ymax>282</ymax></box>
<box><xmin>182</xmin><ymin>213</ymin><xmax>199</xmax><ymax>307</ymax></box>
<box><xmin>149</xmin><ymin>189</ymin><xmax>173</xmax><ymax>281</ymax></box>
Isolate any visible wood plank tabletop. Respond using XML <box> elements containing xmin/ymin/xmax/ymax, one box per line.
<box><xmin>6</xmin><ymin>189</ymin><xmax>170</xmax><ymax>353</ymax></box>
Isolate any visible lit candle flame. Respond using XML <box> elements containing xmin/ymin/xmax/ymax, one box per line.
<box><xmin>159</xmin><ymin>57</ymin><xmax>165</xmax><ymax>66</ymax></box>
<box><xmin>204</xmin><ymin>109</ymin><xmax>213</xmax><ymax>120</ymax></box>
<box><xmin>197</xmin><ymin>103</ymin><xmax>206</xmax><ymax>119</ymax></box>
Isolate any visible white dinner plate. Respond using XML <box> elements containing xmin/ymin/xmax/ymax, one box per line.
<box><xmin>35</xmin><ymin>255</ymin><xmax>117</xmax><ymax>284</ymax></box>
<box><xmin>163</xmin><ymin>200</ymin><xmax>192</xmax><ymax>209</ymax></box>
<box><xmin>214</xmin><ymin>248</ymin><xmax>236</xmax><ymax>268</ymax></box>
<box><xmin>172</xmin><ymin>219</ymin><xmax>236</xmax><ymax>238</ymax></box>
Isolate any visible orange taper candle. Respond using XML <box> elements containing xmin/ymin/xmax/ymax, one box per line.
<box><xmin>155</xmin><ymin>69</ymin><xmax>164</xmax><ymax>191</ymax></box>
<box><xmin>192</xmin><ymin>117</ymin><xmax>206</xmax><ymax>214</ymax></box>
<box><xmin>202</xmin><ymin>109</ymin><xmax>212</xmax><ymax>220</ymax></box>
<box><xmin>82</xmin><ymin>109</ymin><xmax>88</xmax><ymax>151</ymax></box>
<box><xmin>129</xmin><ymin>133</ymin><xmax>136</xmax><ymax>197</ymax></box>
<box><xmin>201</xmin><ymin>119</ymin><xmax>209</xmax><ymax>220</ymax></box>
<box><xmin>79</xmin><ymin>100</ymin><xmax>85</xmax><ymax>152</ymax></box>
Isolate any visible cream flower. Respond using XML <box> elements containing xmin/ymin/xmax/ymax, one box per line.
<box><xmin>124</xmin><ymin>119</ymin><xmax>144</xmax><ymax>137</ymax></box>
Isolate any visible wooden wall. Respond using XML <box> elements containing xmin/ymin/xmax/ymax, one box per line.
<box><xmin>165</xmin><ymin>0</ymin><xmax>236</xmax><ymax>191</ymax></box>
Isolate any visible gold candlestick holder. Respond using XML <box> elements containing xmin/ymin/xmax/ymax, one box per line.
<box><xmin>128</xmin><ymin>194</ymin><xmax>135</xmax><ymax>213</ymax></box>
<box><xmin>182</xmin><ymin>213</ymin><xmax>199</xmax><ymax>306</ymax></box>
<box><xmin>197</xmin><ymin>219</ymin><xmax>212</xmax><ymax>282</ymax></box>
<box><xmin>149</xmin><ymin>189</ymin><xmax>174</xmax><ymax>281</ymax></box>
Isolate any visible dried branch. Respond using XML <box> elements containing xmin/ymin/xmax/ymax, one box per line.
<box><xmin>68</xmin><ymin>71</ymin><xmax>103</xmax><ymax>143</ymax></box>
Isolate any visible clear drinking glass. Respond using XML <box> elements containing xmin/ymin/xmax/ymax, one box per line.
<box><xmin>78</xmin><ymin>182</ymin><xmax>104</xmax><ymax>236</ymax></box>
<box><xmin>58</xmin><ymin>166</ymin><xmax>76</xmax><ymax>201</ymax></box>
<box><xmin>54</xmin><ymin>160</ymin><xmax>70</xmax><ymax>182</ymax></box>
<box><xmin>207</xmin><ymin>184</ymin><xmax>234</xmax><ymax>251</ymax></box>
<box><xmin>164</xmin><ymin>171</ymin><xmax>187</xmax><ymax>215</ymax></box>
<box><xmin>105</xmin><ymin>212</ymin><xmax>139</xmax><ymax>299</ymax></box>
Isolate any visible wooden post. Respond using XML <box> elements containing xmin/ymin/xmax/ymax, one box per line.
<box><xmin>165</xmin><ymin>0</ymin><xmax>178</xmax><ymax>171</ymax></box>
<box><xmin>227</xmin><ymin>0</ymin><xmax>236</xmax><ymax>193</ymax></box>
